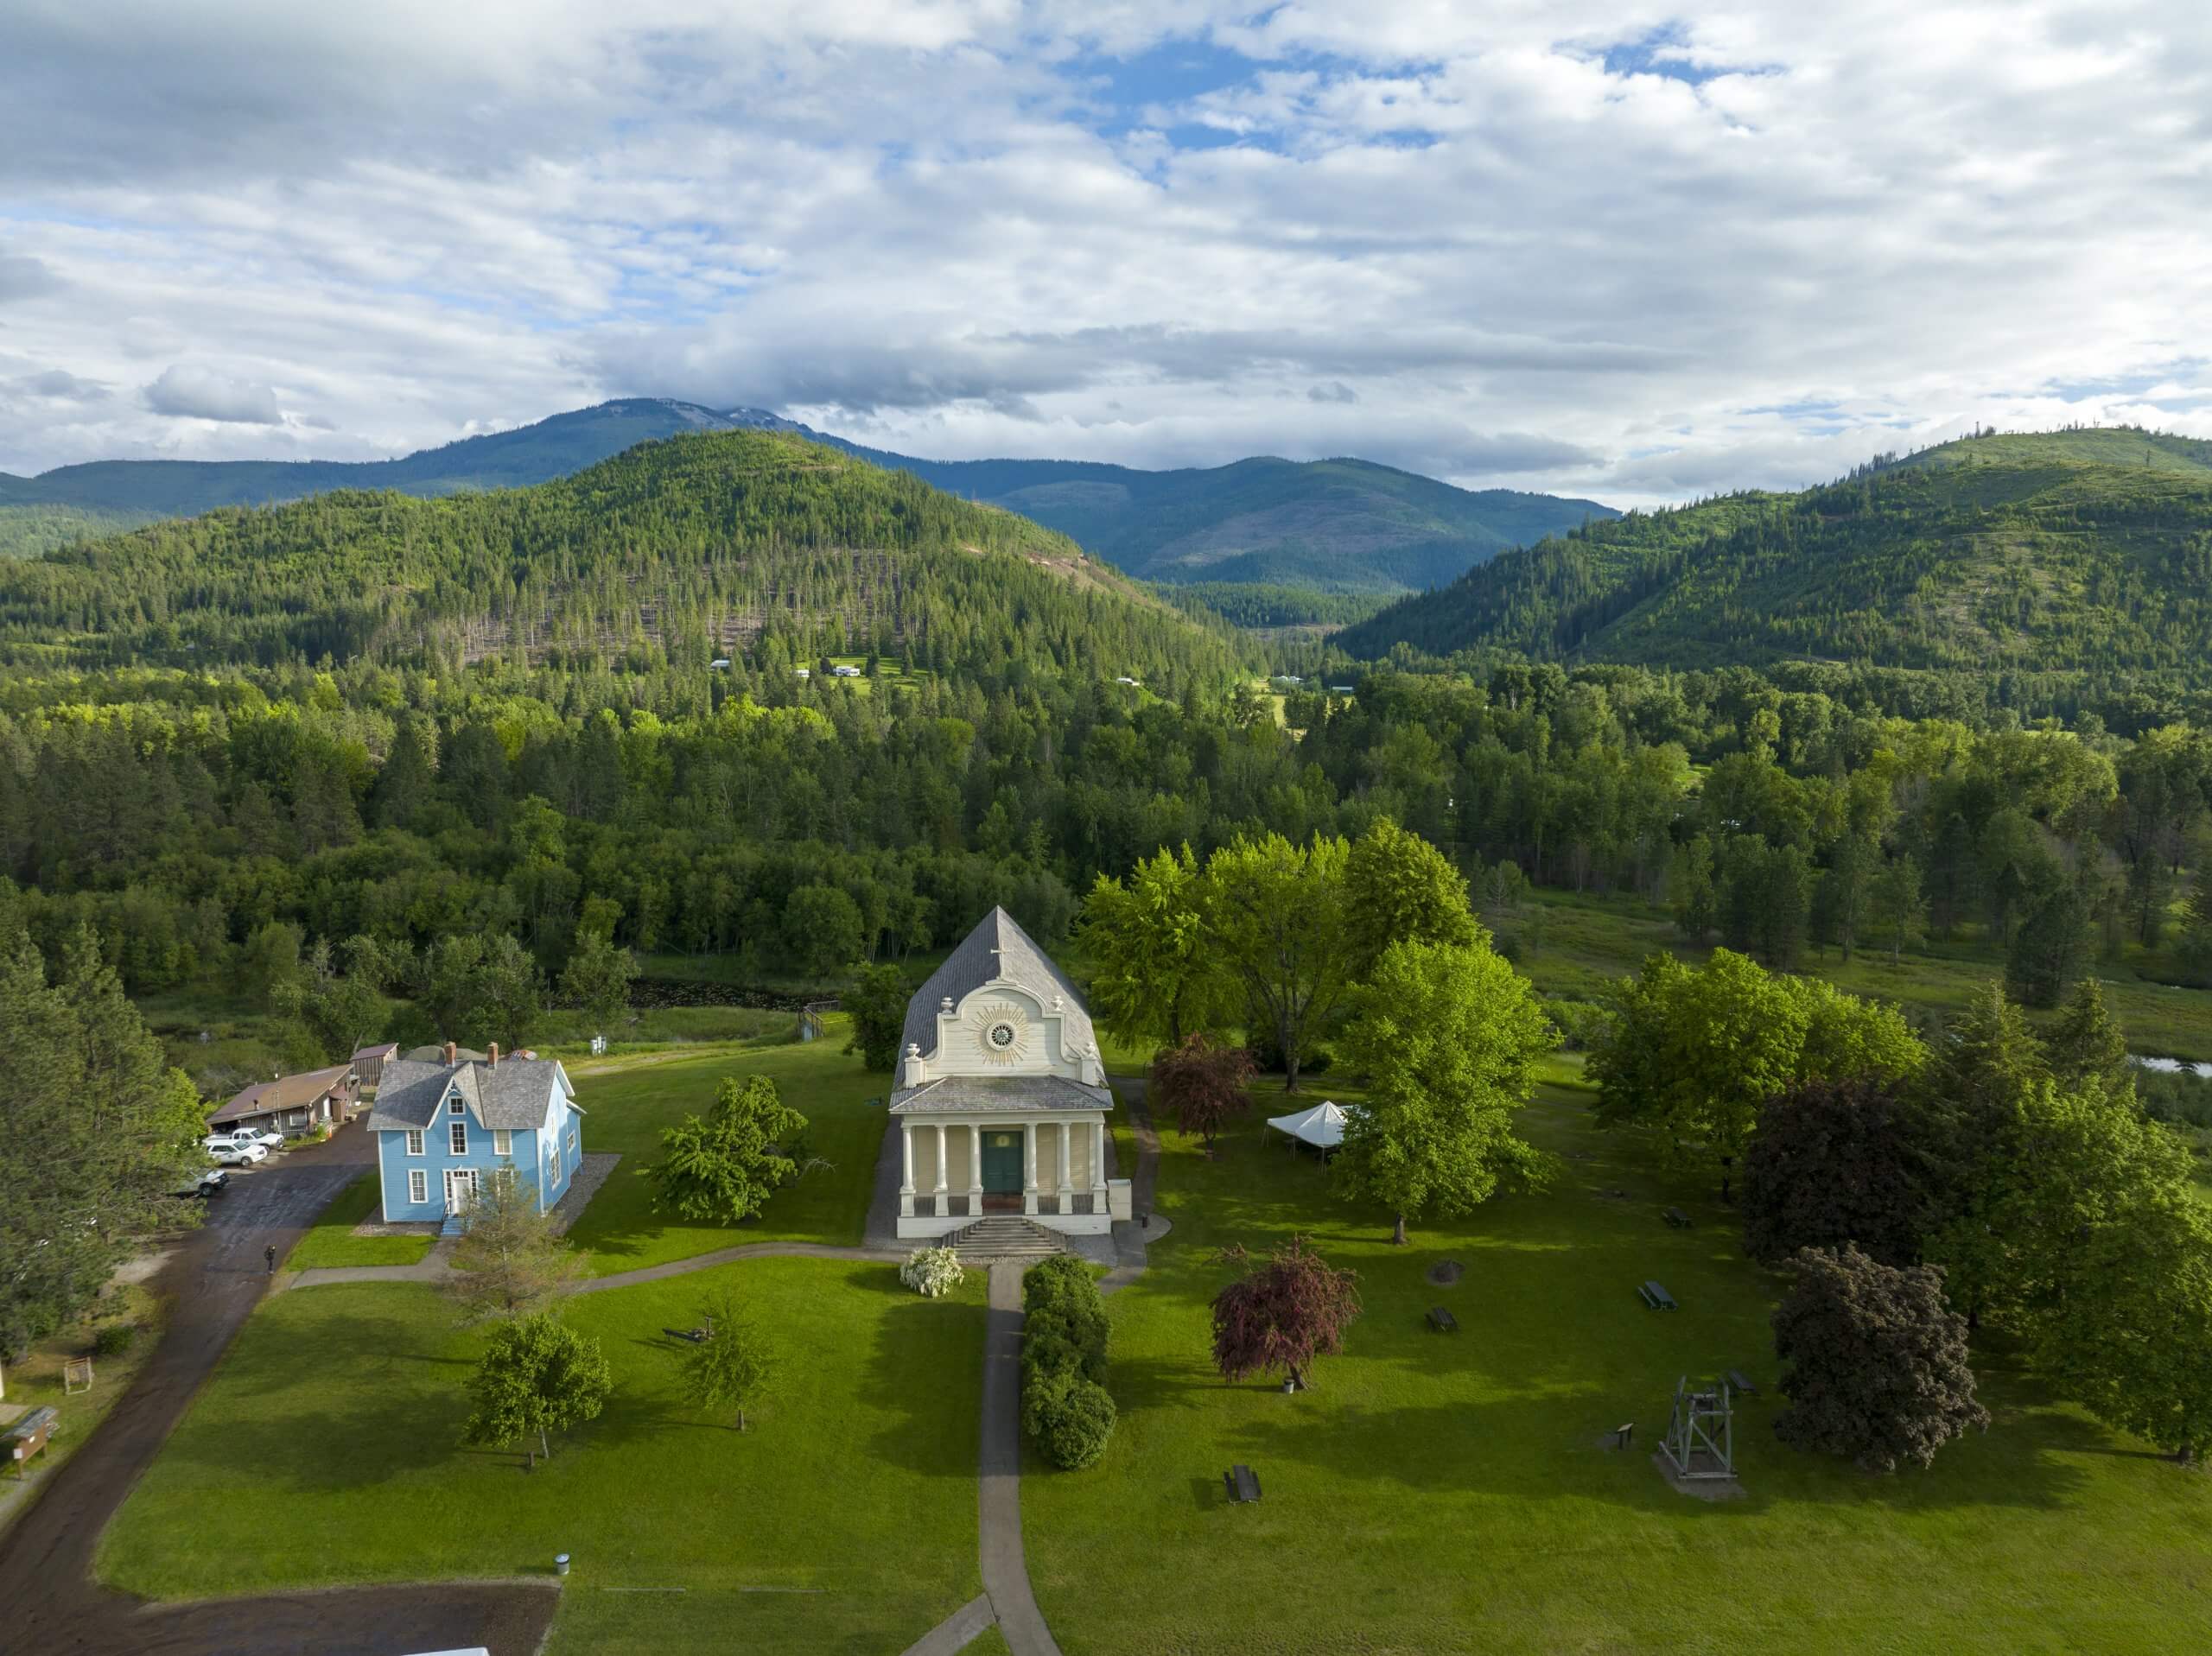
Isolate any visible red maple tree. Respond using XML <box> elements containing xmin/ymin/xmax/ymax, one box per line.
<box><xmin>1209</xmin><ymin>1236</ymin><xmax>1361</xmax><ymax>1392</ymax></box>
<box><xmin>1149</xmin><ymin>1032</ymin><xmax>1256</xmax><ymax>1147</ymax></box>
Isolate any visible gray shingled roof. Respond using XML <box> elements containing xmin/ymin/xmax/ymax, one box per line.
<box><xmin>365</xmin><ymin>1056</ymin><xmax>570</xmax><ymax>1133</ymax></box>
<box><xmin>889</xmin><ymin>1075</ymin><xmax>1113</xmax><ymax>1114</ymax></box>
<box><xmin>901</xmin><ymin>907</ymin><xmax>1094</xmax><ymax>1060</ymax></box>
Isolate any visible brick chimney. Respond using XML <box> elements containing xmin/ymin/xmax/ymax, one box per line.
<box><xmin>488</xmin><ymin>1043</ymin><xmax>499</xmax><ymax>1068</ymax></box>
<box><xmin>443</xmin><ymin>1040</ymin><xmax>457</xmax><ymax>1065</ymax></box>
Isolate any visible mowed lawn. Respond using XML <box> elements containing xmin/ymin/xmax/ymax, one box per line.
<box><xmin>1024</xmin><ymin>1075</ymin><xmax>2212</xmax><ymax>1655</ymax></box>
<box><xmin>98</xmin><ymin>1259</ymin><xmax>987</xmax><ymax>1655</ymax></box>
<box><xmin>283</xmin><ymin>1171</ymin><xmax>435</xmax><ymax>1269</ymax></box>
<box><xmin>562</xmin><ymin>1025</ymin><xmax>894</xmax><ymax>1272</ymax></box>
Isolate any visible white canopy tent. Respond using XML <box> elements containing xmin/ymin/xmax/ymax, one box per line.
<box><xmin>1265</xmin><ymin>1100</ymin><xmax>1348</xmax><ymax>1152</ymax></box>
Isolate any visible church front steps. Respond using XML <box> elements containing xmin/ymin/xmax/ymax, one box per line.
<box><xmin>944</xmin><ymin>1215</ymin><xmax>1072</xmax><ymax>1266</ymax></box>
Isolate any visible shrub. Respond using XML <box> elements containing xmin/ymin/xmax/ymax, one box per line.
<box><xmin>1023</xmin><ymin>1367</ymin><xmax>1116</xmax><ymax>1470</ymax></box>
<box><xmin>92</xmin><ymin>1321</ymin><xmax>137</xmax><ymax>1357</ymax></box>
<box><xmin>1020</xmin><ymin>1255</ymin><xmax>1115</xmax><ymax>1467</ymax></box>
<box><xmin>900</xmin><ymin>1246</ymin><xmax>966</xmax><ymax>1298</ymax></box>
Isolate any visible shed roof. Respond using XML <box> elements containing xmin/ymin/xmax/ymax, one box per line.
<box><xmin>351</xmin><ymin>1041</ymin><xmax>400</xmax><ymax>1062</ymax></box>
<box><xmin>210</xmin><ymin>1063</ymin><xmax>353</xmax><ymax>1125</ymax></box>
<box><xmin>901</xmin><ymin>907</ymin><xmax>1093</xmax><ymax>1061</ymax></box>
<box><xmin>365</xmin><ymin>1056</ymin><xmax>572</xmax><ymax>1133</ymax></box>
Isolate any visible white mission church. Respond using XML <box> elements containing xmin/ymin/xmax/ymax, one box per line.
<box><xmin>893</xmin><ymin>908</ymin><xmax>1131</xmax><ymax>1240</ymax></box>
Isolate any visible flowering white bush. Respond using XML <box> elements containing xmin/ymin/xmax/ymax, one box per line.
<box><xmin>900</xmin><ymin>1245</ymin><xmax>966</xmax><ymax>1298</ymax></box>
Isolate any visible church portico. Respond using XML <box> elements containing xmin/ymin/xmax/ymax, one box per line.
<box><xmin>890</xmin><ymin>909</ymin><xmax>1130</xmax><ymax>1241</ymax></box>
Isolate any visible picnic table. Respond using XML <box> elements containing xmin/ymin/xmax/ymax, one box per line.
<box><xmin>1662</xmin><ymin>1206</ymin><xmax>1691</xmax><ymax>1228</ymax></box>
<box><xmin>1224</xmin><ymin>1463</ymin><xmax>1262</xmax><ymax>1503</ymax></box>
<box><xmin>1638</xmin><ymin>1280</ymin><xmax>1678</xmax><ymax>1310</ymax></box>
<box><xmin>1427</xmin><ymin>1305</ymin><xmax>1459</xmax><ymax>1334</ymax></box>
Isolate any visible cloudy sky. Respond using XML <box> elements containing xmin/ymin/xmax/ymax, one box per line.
<box><xmin>3</xmin><ymin>1</ymin><xmax>2209</xmax><ymax>505</ymax></box>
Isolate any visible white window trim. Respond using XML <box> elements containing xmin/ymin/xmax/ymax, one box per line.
<box><xmin>407</xmin><ymin>1168</ymin><xmax>428</xmax><ymax>1205</ymax></box>
<box><xmin>493</xmin><ymin>1129</ymin><xmax>512</xmax><ymax>1156</ymax></box>
<box><xmin>449</xmin><ymin>1120</ymin><xmax>467</xmax><ymax>1156</ymax></box>
<box><xmin>404</xmin><ymin>1130</ymin><xmax>424</xmax><ymax>1157</ymax></box>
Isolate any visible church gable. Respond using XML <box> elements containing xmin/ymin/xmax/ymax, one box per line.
<box><xmin>897</xmin><ymin>910</ymin><xmax>1103</xmax><ymax>1090</ymax></box>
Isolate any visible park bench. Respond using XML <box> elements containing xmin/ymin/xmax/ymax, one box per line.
<box><xmin>1662</xmin><ymin>1206</ymin><xmax>1691</xmax><ymax>1228</ymax></box>
<box><xmin>1726</xmin><ymin>1368</ymin><xmax>1759</xmax><ymax>1396</ymax></box>
<box><xmin>1427</xmin><ymin>1305</ymin><xmax>1459</xmax><ymax>1334</ymax></box>
<box><xmin>1224</xmin><ymin>1463</ymin><xmax>1262</xmax><ymax>1503</ymax></box>
<box><xmin>1639</xmin><ymin>1280</ymin><xmax>1678</xmax><ymax>1310</ymax></box>
<box><xmin>1608</xmin><ymin>1422</ymin><xmax>1635</xmax><ymax>1449</ymax></box>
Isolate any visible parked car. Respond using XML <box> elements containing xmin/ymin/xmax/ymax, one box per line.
<box><xmin>170</xmin><ymin>1169</ymin><xmax>230</xmax><ymax>1199</ymax></box>
<box><xmin>208</xmin><ymin>1140</ymin><xmax>269</xmax><ymax>1167</ymax></box>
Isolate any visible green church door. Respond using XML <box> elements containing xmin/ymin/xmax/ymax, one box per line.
<box><xmin>981</xmin><ymin>1130</ymin><xmax>1025</xmax><ymax>1201</ymax></box>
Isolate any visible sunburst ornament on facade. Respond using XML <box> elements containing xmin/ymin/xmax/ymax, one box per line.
<box><xmin>969</xmin><ymin>1000</ymin><xmax>1030</xmax><ymax>1067</ymax></box>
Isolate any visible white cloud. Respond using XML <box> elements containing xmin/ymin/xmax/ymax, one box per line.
<box><xmin>143</xmin><ymin>365</ymin><xmax>283</xmax><ymax>424</ymax></box>
<box><xmin>0</xmin><ymin>2</ymin><xmax>2208</xmax><ymax>506</ymax></box>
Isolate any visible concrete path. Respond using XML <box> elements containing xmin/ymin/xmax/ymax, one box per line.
<box><xmin>1098</xmin><ymin>1078</ymin><xmax>1160</xmax><ymax>1297</ymax></box>
<box><xmin>979</xmin><ymin>1261</ymin><xmax>1064</xmax><ymax>1656</ymax></box>
<box><xmin>273</xmin><ymin>1236</ymin><xmax>458</xmax><ymax>1295</ymax></box>
<box><xmin>899</xmin><ymin>1591</ymin><xmax>997</xmax><ymax>1656</ymax></box>
<box><xmin>577</xmin><ymin>1240</ymin><xmax>901</xmax><ymax>1295</ymax></box>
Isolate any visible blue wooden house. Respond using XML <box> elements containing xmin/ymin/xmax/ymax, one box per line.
<box><xmin>365</xmin><ymin>1042</ymin><xmax>585</xmax><ymax>1230</ymax></box>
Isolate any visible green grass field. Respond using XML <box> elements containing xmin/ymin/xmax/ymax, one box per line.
<box><xmin>283</xmin><ymin>1171</ymin><xmax>436</xmax><ymax>1269</ymax></box>
<box><xmin>1022</xmin><ymin>1078</ymin><xmax>2212</xmax><ymax>1655</ymax></box>
<box><xmin>562</xmin><ymin>1026</ymin><xmax>893</xmax><ymax>1272</ymax></box>
<box><xmin>96</xmin><ymin>1261</ymin><xmax>988</xmax><ymax>1655</ymax></box>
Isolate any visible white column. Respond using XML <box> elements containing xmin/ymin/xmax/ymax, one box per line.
<box><xmin>1057</xmin><ymin>1120</ymin><xmax>1071</xmax><ymax>1205</ymax></box>
<box><xmin>932</xmin><ymin>1122</ymin><xmax>949</xmax><ymax>1215</ymax></box>
<box><xmin>1022</xmin><ymin>1120</ymin><xmax>1039</xmax><ymax>1215</ymax></box>
<box><xmin>899</xmin><ymin>1122</ymin><xmax>915</xmax><ymax>1218</ymax></box>
<box><xmin>1091</xmin><ymin>1119</ymin><xmax>1109</xmax><ymax>1213</ymax></box>
<box><xmin>968</xmin><ymin>1123</ymin><xmax>983</xmax><ymax>1214</ymax></box>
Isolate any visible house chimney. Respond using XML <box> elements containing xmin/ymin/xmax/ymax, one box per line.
<box><xmin>488</xmin><ymin>1043</ymin><xmax>499</xmax><ymax>1068</ymax></box>
<box><xmin>443</xmin><ymin>1040</ymin><xmax>457</xmax><ymax>1065</ymax></box>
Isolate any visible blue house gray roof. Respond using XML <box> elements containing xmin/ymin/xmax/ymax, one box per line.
<box><xmin>901</xmin><ymin>908</ymin><xmax>1093</xmax><ymax>1060</ymax></box>
<box><xmin>364</xmin><ymin>1056</ymin><xmax>573</xmax><ymax>1133</ymax></box>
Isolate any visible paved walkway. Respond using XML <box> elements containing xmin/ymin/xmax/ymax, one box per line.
<box><xmin>979</xmin><ymin>1260</ymin><xmax>1065</xmax><ymax>1656</ymax></box>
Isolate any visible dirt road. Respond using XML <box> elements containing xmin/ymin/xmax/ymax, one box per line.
<box><xmin>0</xmin><ymin>1126</ymin><xmax>558</xmax><ymax>1655</ymax></box>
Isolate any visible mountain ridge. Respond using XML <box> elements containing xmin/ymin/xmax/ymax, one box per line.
<box><xmin>0</xmin><ymin>398</ymin><xmax>1616</xmax><ymax>591</ymax></box>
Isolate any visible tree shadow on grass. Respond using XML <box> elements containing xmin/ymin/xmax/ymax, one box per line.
<box><xmin>856</xmin><ymin>1286</ymin><xmax>987</xmax><ymax>1482</ymax></box>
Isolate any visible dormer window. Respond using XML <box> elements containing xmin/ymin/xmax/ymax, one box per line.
<box><xmin>448</xmin><ymin>1096</ymin><xmax>464</xmax><ymax>1115</ymax></box>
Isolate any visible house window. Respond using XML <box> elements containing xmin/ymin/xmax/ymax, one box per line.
<box><xmin>493</xmin><ymin>1129</ymin><xmax>512</xmax><ymax>1157</ymax></box>
<box><xmin>449</xmin><ymin>1120</ymin><xmax>467</xmax><ymax>1156</ymax></box>
<box><xmin>448</xmin><ymin>1096</ymin><xmax>464</xmax><ymax>1115</ymax></box>
<box><xmin>404</xmin><ymin>1130</ymin><xmax>424</xmax><ymax>1157</ymax></box>
<box><xmin>568</xmin><ymin>1126</ymin><xmax>578</xmax><ymax>1157</ymax></box>
<box><xmin>408</xmin><ymin>1169</ymin><xmax>428</xmax><ymax>1205</ymax></box>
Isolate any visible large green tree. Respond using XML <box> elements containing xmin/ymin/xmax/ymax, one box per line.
<box><xmin>841</xmin><ymin>963</ymin><xmax>912</xmax><ymax>1072</ymax></box>
<box><xmin>1204</xmin><ymin>832</ymin><xmax>1351</xmax><ymax>1092</ymax></box>
<box><xmin>1079</xmin><ymin>844</ymin><xmax>1230</xmax><ymax>1047</ymax></box>
<box><xmin>1342</xmin><ymin>817</ymin><xmax>1479</xmax><ymax>977</ymax></box>
<box><xmin>1335</xmin><ymin>938</ymin><xmax>1559</xmax><ymax>1245</ymax></box>
<box><xmin>1591</xmin><ymin>949</ymin><xmax>1923</xmax><ymax>1201</ymax></box>
<box><xmin>0</xmin><ymin>930</ymin><xmax>206</xmax><ymax>1355</ymax></box>
<box><xmin>461</xmin><ymin>1312</ymin><xmax>613</xmax><ymax>1463</ymax></box>
<box><xmin>639</xmin><ymin>1075</ymin><xmax>808</xmax><ymax>1225</ymax></box>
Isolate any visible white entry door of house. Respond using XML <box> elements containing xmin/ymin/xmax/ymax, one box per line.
<box><xmin>443</xmin><ymin>1168</ymin><xmax>479</xmax><ymax>1217</ymax></box>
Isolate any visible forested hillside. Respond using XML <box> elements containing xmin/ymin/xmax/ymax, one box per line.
<box><xmin>0</xmin><ymin>429</ymin><xmax>1243</xmax><ymax>692</ymax></box>
<box><xmin>1338</xmin><ymin>433</ymin><xmax>2212</xmax><ymax>695</ymax></box>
